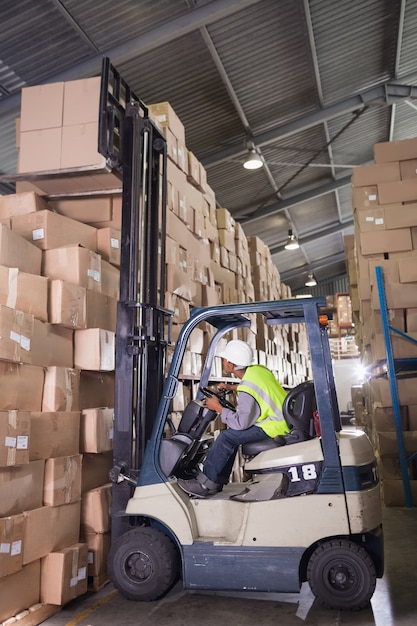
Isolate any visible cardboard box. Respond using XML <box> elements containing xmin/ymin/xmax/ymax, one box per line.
<box><xmin>74</xmin><ymin>328</ymin><xmax>115</xmax><ymax>371</ymax></box>
<box><xmin>48</xmin><ymin>279</ymin><xmax>87</xmax><ymax>328</ymax></box>
<box><xmin>86</xmin><ymin>288</ymin><xmax>117</xmax><ymax>332</ymax></box>
<box><xmin>88</xmin><ymin>195</ymin><xmax>122</xmax><ymax>230</ymax></box>
<box><xmin>0</xmin><ymin>560</ymin><xmax>40</xmax><ymax>623</ymax></box>
<box><xmin>148</xmin><ymin>102</ymin><xmax>186</xmax><ymax>143</ymax></box>
<box><xmin>351</xmin><ymin>162</ymin><xmax>401</xmax><ymax>186</ymax></box>
<box><xmin>400</xmin><ymin>158</ymin><xmax>417</xmax><ymax>180</ymax></box>
<box><xmin>23</xmin><ymin>501</ymin><xmax>81</xmax><ymax>564</ymax></box>
<box><xmin>63</xmin><ymin>77</ymin><xmax>101</xmax><ymax>126</ymax></box>
<box><xmin>81</xmin><ymin>451</ymin><xmax>113</xmax><ymax>493</ymax></box>
<box><xmin>50</xmin><ymin>195</ymin><xmax>113</xmax><ymax>223</ymax></box>
<box><xmin>43</xmin><ymin>244</ymin><xmax>101</xmax><ymax>292</ymax></box>
<box><xmin>96</xmin><ymin>227</ymin><xmax>121</xmax><ymax>267</ymax></box>
<box><xmin>0</xmin><ymin>265</ymin><xmax>48</xmax><ymax>321</ymax></box>
<box><xmin>187</xmin><ymin>151</ymin><xmax>201</xmax><ymax>188</ymax></box>
<box><xmin>0</xmin><ymin>305</ymin><xmax>33</xmax><ymax>364</ymax></box>
<box><xmin>0</xmin><ymin>223</ymin><xmax>42</xmax><ymax>275</ymax></box>
<box><xmin>398</xmin><ymin>256</ymin><xmax>417</xmax><ymax>283</ymax></box>
<box><xmin>371</xmin><ymin>282</ymin><xmax>417</xmax><ymax>310</ymax></box>
<box><xmin>61</xmin><ymin>122</ymin><xmax>106</xmax><ymax>169</ymax></box>
<box><xmin>42</xmin><ymin>367</ymin><xmax>80</xmax><ymax>412</ymax></box>
<box><xmin>0</xmin><ymin>410</ymin><xmax>30</xmax><ymax>467</ymax></box>
<box><xmin>378</xmin><ymin>179</ymin><xmax>417</xmax><ymax>204</ymax></box>
<box><xmin>352</xmin><ymin>185</ymin><xmax>379</xmax><ymax>209</ymax></box>
<box><xmin>31</xmin><ymin>320</ymin><xmax>73</xmax><ymax>368</ymax></box>
<box><xmin>0</xmin><ymin>192</ymin><xmax>51</xmax><ymax>219</ymax></box>
<box><xmin>18</xmin><ymin>127</ymin><xmax>62</xmax><ymax>172</ymax></box>
<box><xmin>374</xmin><ymin>137</ymin><xmax>417</xmax><ymax>163</ymax></box>
<box><xmin>43</xmin><ymin>454</ymin><xmax>82</xmax><ymax>506</ymax></box>
<box><xmin>40</xmin><ymin>543</ymin><xmax>88</xmax><ymax>605</ymax></box>
<box><xmin>359</xmin><ymin>228</ymin><xmax>412</xmax><ymax>255</ymax></box>
<box><xmin>82</xmin><ymin>531</ymin><xmax>110</xmax><ymax>577</ymax></box>
<box><xmin>80</xmin><ymin>407</ymin><xmax>114</xmax><ymax>453</ymax></box>
<box><xmin>20</xmin><ymin>82</ymin><xmax>64</xmax><ymax>131</ymax></box>
<box><xmin>0</xmin><ymin>513</ymin><xmax>25</xmax><ymax>578</ymax></box>
<box><xmin>79</xmin><ymin>371</ymin><xmax>115</xmax><ymax>410</ymax></box>
<box><xmin>12</xmin><ymin>210</ymin><xmax>97</xmax><ymax>251</ymax></box>
<box><xmin>0</xmin><ymin>363</ymin><xmax>44</xmax><ymax>411</ymax></box>
<box><xmin>0</xmin><ymin>460</ymin><xmax>45</xmax><ymax>516</ymax></box>
<box><xmin>30</xmin><ymin>412</ymin><xmax>80</xmax><ymax>461</ymax></box>
<box><xmin>100</xmin><ymin>259</ymin><xmax>120</xmax><ymax>299</ymax></box>
<box><xmin>370</xmin><ymin>375</ymin><xmax>417</xmax><ymax>407</ymax></box>
<box><xmin>81</xmin><ymin>483</ymin><xmax>112</xmax><ymax>533</ymax></box>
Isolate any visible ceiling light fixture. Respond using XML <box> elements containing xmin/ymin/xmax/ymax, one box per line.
<box><xmin>305</xmin><ymin>273</ymin><xmax>317</xmax><ymax>287</ymax></box>
<box><xmin>284</xmin><ymin>229</ymin><xmax>300</xmax><ymax>250</ymax></box>
<box><xmin>243</xmin><ymin>148</ymin><xmax>263</xmax><ymax>170</ymax></box>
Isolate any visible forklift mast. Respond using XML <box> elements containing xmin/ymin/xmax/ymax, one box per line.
<box><xmin>98</xmin><ymin>58</ymin><xmax>172</xmax><ymax>540</ymax></box>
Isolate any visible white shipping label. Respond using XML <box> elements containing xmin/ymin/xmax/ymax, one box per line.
<box><xmin>0</xmin><ymin>543</ymin><xmax>10</xmax><ymax>554</ymax></box>
<box><xmin>110</xmin><ymin>238</ymin><xmax>119</xmax><ymax>249</ymax></box>
<box><xmin>365</xmin><ymin>217</ymin><xmax>374</xmax><ymax>222</ymax></box>
<box><xmin>5</xmin><ymin>437</ymin><xmax>16</xmax><ymax>448</ymax></box>
<box><xmin>20</xmin><ymin>336</ymin><xmax>30</xmax><ymax>351</ymax></box>
<box><xmin>87</xmin><ymin>269</ymin><xmax>100</xmax><ymax>282</ymax></box>
<box><xmin>88</xmin><ymin>551</ymin><xmax>94</xmax><ymax>564</ymax></box>
<box><xmin>375</xmin><ymin>218</ymin><xmax>384</xmax><ymax>225</ymax></box>
<box><xmin>369</xmin><ymin>194</ymin><xmax>377</xmax><ymax>201</ymax></box>
<box><xmin>17</xmin><ymin>435</ymin><xmax>28</xmax><ymax>450</ymax></box>
<box><xmin>11</xmin><ymin>540</ymin><xmax>22</xmax><ymax>556</ymax></box>
<box><xmin>70</xmin><ymin>576</ymin><xmax>78</xmax><ymax>588</ymax></box>
<box><xmin>10</xmin><ymin>331</ymin><xmax>20</xmax><ymax>344</ymax></box>
<box><xmin>32</xmin><ymin>228</ymin><xmax>45</xmax><ymax>241</ymax></box>
<box><xmin>109</xmin><ymin>427</ymin><xmax>114</xmax><ymax>440</ymax></box>
<box><xmin>78</xmin><ymin>566</ymin><xmax>87</xmax><ymax>580</ymax></box>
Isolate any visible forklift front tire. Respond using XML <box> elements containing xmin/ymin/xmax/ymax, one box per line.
<box><xmin>108</xmin><ymin>527</ymin><xmax>179</xmax><ymax>601</ymax></box>
<box><xmin>307</xmin><ymin>538</ymin><xmax>376</xmax><ymax>610</ymax></box>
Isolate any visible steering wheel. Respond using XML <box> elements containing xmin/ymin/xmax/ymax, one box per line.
<box><xmin>199</xmin><ymin>387</ymin><xmax>236</xmax><ymax>411</ymax></box>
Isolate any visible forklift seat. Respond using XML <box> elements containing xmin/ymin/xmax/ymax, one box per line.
<box><xmin>159</xmin><ymin>400</ymin><xmax>217</xmax><ymax>478</ymax></box>
<box><xmin>241</xmin><ymin>380</ymin><xmax>317</xmax><ymax>457</ymax></box>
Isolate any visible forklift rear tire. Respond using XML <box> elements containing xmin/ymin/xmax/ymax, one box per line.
<box><xmin>108</xmin><ymin>527</ymin><xmax>179</xmax><ymax>601</ymax></box>
<box><xmin>307</xmin><ymin>539</ymin><xmax>376</xmax><ymax>610</ymax></box>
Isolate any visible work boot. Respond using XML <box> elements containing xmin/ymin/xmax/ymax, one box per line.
<box><xmin>177</xmin><ymin>474</ymin><xmax>219</xmax><ymax>498</ymax></box>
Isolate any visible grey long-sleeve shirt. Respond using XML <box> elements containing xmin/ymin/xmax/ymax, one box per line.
<box><xmin>220</xmin><ymin>392</ymin><xmax>261</xmax><ymax>430</ymax></box>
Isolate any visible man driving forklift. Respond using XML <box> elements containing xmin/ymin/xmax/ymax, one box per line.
<box><xmin>177</xmin><ymin>339</ymin><xmax>290</xmax><ymax>498</ymax></box>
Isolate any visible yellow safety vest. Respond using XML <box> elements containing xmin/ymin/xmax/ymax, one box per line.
<box><xmin>237</xmin><ymin>365</ymin><xmax>289</xmax><ymax>438</ymax></box>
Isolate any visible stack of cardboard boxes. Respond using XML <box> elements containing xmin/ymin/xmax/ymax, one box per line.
<box><xmin>0</xmin><ymin>195</ymin><xmax>118</xmax><ymax>619</ymax></box>
<box><xmin>348</xmin><ymin>137</ymin><xmax>417</xmax><ymax>506</ymax></box>
<box><xmin>0</xmin><ymin>76</ymin><xmax>313</xmax><ymax>621</ymax></box>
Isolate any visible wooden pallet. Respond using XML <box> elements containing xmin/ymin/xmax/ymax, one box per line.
<box><xmin>88</xmin><ymin>572</ymin><xmax>110</xmax><ymax>592</ymax></box>
<box><xmin>2</xmin><ymin>603</ymin><xmax>61</xmax><ymax>626</ymax></box>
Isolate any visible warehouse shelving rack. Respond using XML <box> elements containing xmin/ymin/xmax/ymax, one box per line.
<box><xmin>375</xmin><ymin>265</ymin><xmax>417</xmax><ymax>508</ymax></box>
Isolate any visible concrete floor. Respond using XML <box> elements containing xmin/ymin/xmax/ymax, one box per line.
<box><xmin>44</xmin><ymin>506</ymin><xmax>417</xmax><ymax>626</ymax></box>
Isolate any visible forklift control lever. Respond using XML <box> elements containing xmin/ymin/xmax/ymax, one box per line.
<box><xmin>199</xmin><ymin>387</ymin><xmax>236</xmax><ymax>411</ymax></box>
<box><xmin>109</xmin><ymin>462</ymin><xmax>138</xmax><ymax>486</ymax></box>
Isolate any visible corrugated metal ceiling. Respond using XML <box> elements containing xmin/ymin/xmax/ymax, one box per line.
<box><xmin>0</xmin><ymin>0</ymin><xmax>417</xmax><ymax>292</ymax></box>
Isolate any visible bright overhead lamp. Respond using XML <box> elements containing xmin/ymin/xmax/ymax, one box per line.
<box><xmin>284</xmin><ymin>229</ymin><xmax>300</xmax><ymax>250</ymax></box>
<box><xmin>305</xmin><ymin>273</ymin><xmax>317</xmax><ymax>287</ymax></box>
<box><xmin>243</xmin><ymin>149</ymin><xmax>263</xmax><ymax>170</ymax></box>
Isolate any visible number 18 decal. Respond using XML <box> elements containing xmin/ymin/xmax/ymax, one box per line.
<box><xmin>288</xmin><ymin>464</ymin><xmax>318</xmax><ymax>482</ymax></box>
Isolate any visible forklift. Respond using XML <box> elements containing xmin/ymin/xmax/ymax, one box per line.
<box><xmin>100</xmin><ymin>59</ymin><xmax>384</xmax><ymax>612</ymax></box>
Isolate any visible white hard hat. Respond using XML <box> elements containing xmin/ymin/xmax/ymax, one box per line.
<box><xmin>220</xmin><ymin>340</ymin><xmax>254</xmax><ymax>368</ymax></box>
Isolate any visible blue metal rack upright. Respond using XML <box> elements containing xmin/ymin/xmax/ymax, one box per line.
<box><xmin>375</xmin><ymin>265</ymin><xmax>417</xmax><ymax>508</ymax></box>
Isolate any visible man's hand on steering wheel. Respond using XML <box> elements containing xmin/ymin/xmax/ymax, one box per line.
<box><xmin>199</xmin><ymin>387</ymin><xmax>236</xmax><ymax>412</ymax></box>
<box><xmin>205</xmin><ymin>395</ymin><xmax>223</xmax><ymax>414</ymax></box>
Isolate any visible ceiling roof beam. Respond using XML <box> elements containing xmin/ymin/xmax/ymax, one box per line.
<box><xmin>0</xmin><ymin>0</ymin><xmax>263</xmax><ymax>117</ymax></box>
<box><xmin>269</xmin><ymin>219</ymin><xmax>354</xmax><ymax>256</ymax></box>
<box><xmin>236</xmin><ymin>175</ymin><xmax>351</xmax><ymax>224</ymax></box>
<box><xmin>203</xmin><ymin>82</ymin><xmax>417</xmax><ymax>167</ymax></box>
<box><xmin>278</xmin><ymin>251</ymin><xmax>346</xmax><ymax>283</ymax></box>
